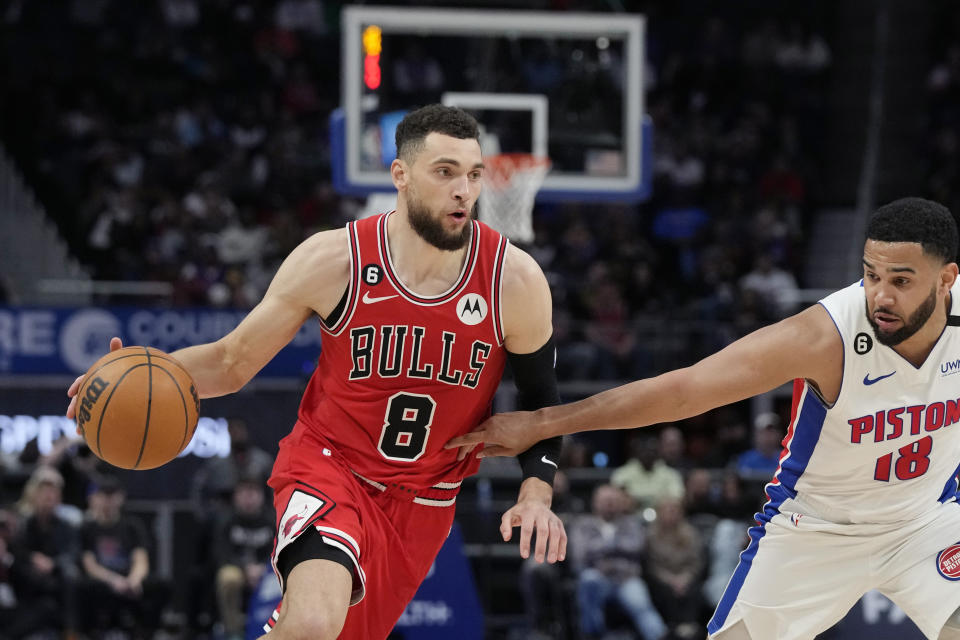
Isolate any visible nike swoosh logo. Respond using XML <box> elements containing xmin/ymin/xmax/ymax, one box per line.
<box><xmin>362</xmin><ymin>292</ymin><xmax>398</xmax><ymax>304</ymax></box>
<box><xmin>863</xmin><ymin>371</ymin><xmax>896</xmax><ymax>385</ymax></box>
<box><xmin>540</xmin><ymin>456</ymin><xmax>558</xmax><ymax>468</ymax></box>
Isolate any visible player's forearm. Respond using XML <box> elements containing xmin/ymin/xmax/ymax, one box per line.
<box><xmin>170</xmin><ymin>341</ymin><xmax>245</xmax><ymax>398</ymax></box>
<box><xmin>537</xmin><ymin>369</ymin><xmax>702</xmax><ymax>438</ymax></box>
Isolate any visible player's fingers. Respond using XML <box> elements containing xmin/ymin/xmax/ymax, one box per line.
<box><xmin>67</xmin><ymin>395</ymin><xmax>79</xmax><ymax>422</ymax></box>
<box><xmin>67</xmin><ymin>375</ymin><xmax>85</xmax><ymax>398</ymax></box>
<box><xmin>456</xmin><ymin>442</ymin><xmax>477</xmax><ymax>462</ymax></box>
<box><xmin>533</xmin><ymin>516</ymin><xmax>550</xmax><ymax>563</ymax></box>
<box><xmin>444</xmin><ymin>431</ymin><xmax>487</xmax><ymax>449</ymax></box>
<box><xmin>500</xmin><ymin>510</ymin><xmax>516</xmax><ymax>542</ymax></box>
<box><xmin>546</xmin><ymin>518</ymin><xmax>565</xmax><ymax>563</ymax></box>
<box><xmin>558</xmin><ymin>521</ymin><xmax>568</xmax><ymax>562</ymax></box>
<box><xmin>109</xmin><ymin>337</ymin><xmax>123</xmax><ymax>351</ymax></box>
<box><xmin>517</xmin><ymin>513</ymin><xmax>535</xmax><ymax>560</ymax></box>
<box><xmin>477</xmin><ymin>445</ymin><xmax>511</xmax><ymax>459</ymax></box>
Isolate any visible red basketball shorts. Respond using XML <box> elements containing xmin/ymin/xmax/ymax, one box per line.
<box><xmin>264</xmin><ymin>421</ymin><xmax>458</xmax><ymax>640</ymax></box>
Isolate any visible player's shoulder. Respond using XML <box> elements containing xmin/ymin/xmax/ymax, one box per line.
<box><xmin>501</xmin><ymin>243</ymin><xmax>548</xmax><ymax>293</ymax></box>
<box><xmin>288</xmin><ymin>227</ymin><xmax>350</xmax><ymax>269</ymax></box>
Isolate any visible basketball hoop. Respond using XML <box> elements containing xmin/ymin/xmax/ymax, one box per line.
<box><xmin>479</xmin><ymin>153</ymin><xmax>551</xmax><ymax>244</ymax></box>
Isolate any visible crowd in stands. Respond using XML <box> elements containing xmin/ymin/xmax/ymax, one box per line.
<box><xmin>0</xmin><ymin>0</ymin><xmax>830</xmax><ymax>378</ymax></box>
<box><xmin>0</xmin><ymin>1</ymin><xmax>843</xmax><ymax>638</ymax></box>
<box><xmin>506</xmin><ymin>425</ymin><xmax>766</xmax><ymax>640</ymax></box>
<box><xmin>926</xmin><ymin>0</ymin><xmax>960</xmax><ymax>219</ymax></box>
<box><xmin>0</xmin><ymin>417</ymin><xmax>771</xmax><ymax>640</ymax></box>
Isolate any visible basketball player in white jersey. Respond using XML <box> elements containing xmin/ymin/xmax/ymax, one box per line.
<box><xmin>448</xmin><ymin>197</ymin><xmax>960</xmax><ymax>639</ymax></box>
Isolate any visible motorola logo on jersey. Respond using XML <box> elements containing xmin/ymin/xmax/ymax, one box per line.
<box><xmin>936</xmin><ymin>544</ymin><xmax>960</xmax><ymax>581</ymax></box>
<box><xmin>455</xmin><ymin>293</ymin><xmax>488</xmax><ymax>326</ymax></box>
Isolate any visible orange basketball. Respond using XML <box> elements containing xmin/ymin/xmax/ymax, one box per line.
<box><xmin>75</xmin><ymin>346</ymin><xmax>200</xmax><ymax>470</ymax></box>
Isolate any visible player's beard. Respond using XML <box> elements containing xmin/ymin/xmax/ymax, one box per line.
<box><xmin>865</xmin><ymin>284</ymin><xmax>938</xmax><ymax>346</ymax></box>
<box><xmin>406</xmin><ymin>192</ymin><xmax>476</xmax><ymax>251</ymax></box>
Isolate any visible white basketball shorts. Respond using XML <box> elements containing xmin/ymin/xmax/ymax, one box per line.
<box><xmin>708</xmin><ymin>501</ymin><xmax>960</xmax><ymax>639</ymax></box>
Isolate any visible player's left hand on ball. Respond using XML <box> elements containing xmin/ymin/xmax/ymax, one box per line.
<box><xmin>67</xmin><ymin>336</ymin><xmax>124</xmax><ymax>424</ymax></box>
<box><xmin>500</xmin><ymin>498</ymin><xmax>567</xmax><ymax>564</ymax></box>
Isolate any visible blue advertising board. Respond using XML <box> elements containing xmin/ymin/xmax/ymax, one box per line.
<box><xmin>0</xmin><ymin>306</ymin><xmax>321</xmax><ymax>376</ymax></box>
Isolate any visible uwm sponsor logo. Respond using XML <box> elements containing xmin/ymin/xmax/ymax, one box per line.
<box><xmin>848</xmin><ymin>399</ymin><xmax>960</xmax><ymax>444</ymax></box>
<box><xmin>942</xmin><ymin>359</ymin><xmax>960</xmax><ymax>376</ymax></box>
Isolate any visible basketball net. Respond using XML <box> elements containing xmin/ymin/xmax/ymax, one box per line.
<box><xmin>479</xmin><ymin>153</ymin><xmax>551</xmax><ymax>244</ymax></box>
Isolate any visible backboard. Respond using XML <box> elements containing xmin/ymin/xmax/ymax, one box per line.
<box><xmin>333</xmin><ymin>6</ymin><xmax>651</xmax><ymax>203</ymax></box>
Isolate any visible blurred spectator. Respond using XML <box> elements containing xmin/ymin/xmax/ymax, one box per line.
<box><xmin>0</xmin><ymin>506</ymin><xmax>49</xmax><ymax>638</ymax></box>
<box><xmin>213</xmin><ymin>474</ymin><xmax>275</xmax><ymax>640</ymax></box>
<box><xmin>658</xmin><ymin>425</ymin><xmax>692</xmax><ymax>473</ymax></box>
<box><xmin>644</xmin><ymin>497</ymin><xmax>706</xmax><ymax>639</ymax></box>
<box><xmin>582</xmin><ymin>264</ymin><xmax>649</xmax><ymax>379</ymax></box>
<box><xmin>611</xmin><ymin>433</ymin><xmax>685</xmax><ymax>512</ymax></box>
<box><xmin>569</xmin><ymin>484</ymin><xmax>666</xmax><ymax>640</ymax></box>
<box><xmin>192</xmin><ymin>418</ymin><xmax>274</xmax><ymax>514</ymax></box>
<box><xmin>78</xmin><ymin>475</ymin><xmax>170</xmax><ymax>637</ymax></box>
<box><xmin>735</xmin><ymin>412</ymin><xmax>784</xmax><ymax>482</ymax></box>
<box><xmin>11</xmin><ymin>466</ymin><xmax>80</xmax><ymax>637</ymax></box>
<box><xmin>41</xmin><ymin>437</ymin><xmax>106</xmax><ymax>514</ymax></box>
<box><xmin>683</xmin><ymin>467</ymin><xmax>718</xmax><ymax>518</ymax></box>
<box><xmin>739</xmin><ymin>252</ymin><xmax>800</xmax><ymax>318</ymax></box>
<box><xmin>519</xmin><ymin>470</ymin><xmax>584</xmax><ymax>639</ymax></box>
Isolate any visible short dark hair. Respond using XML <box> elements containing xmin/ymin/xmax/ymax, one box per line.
<box><xmin>866</xmin><ymin>197</ymin><xmax>959</xmax><ymax>264</ymax></box>
<box><xmin>395</xmin><ymin>104</ymin><xmax>480</xmax><ymax>161</ymax></box>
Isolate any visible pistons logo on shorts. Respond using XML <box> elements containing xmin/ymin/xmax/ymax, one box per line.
<box><xmin>936</xmin><ymin>543</ymin><xmax>960</xmax><ymax>581</ymax></box>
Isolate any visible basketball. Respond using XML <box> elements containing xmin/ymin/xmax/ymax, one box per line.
<box><xmin>75</xmin><ymin>346</ymin><xmax>200</xmax><ymax>470</ymax></box>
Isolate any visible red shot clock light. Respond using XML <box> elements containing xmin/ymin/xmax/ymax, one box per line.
<box><xmin>363</xmin><ymin>25</ymin><xmax>382</xmax><ymax>90</ymax></box>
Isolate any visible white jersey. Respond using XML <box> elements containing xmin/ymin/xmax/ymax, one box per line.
<box><xmin>770</xmin><ymin>279</ymin><xmax>960</xmax><ymax>525</ymax></box>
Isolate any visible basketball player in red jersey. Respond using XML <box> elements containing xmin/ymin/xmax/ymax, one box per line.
<box><xmin>66</xmin><ymin>104</ymin><xmax>567</xmax><ymax>639</ymax></box>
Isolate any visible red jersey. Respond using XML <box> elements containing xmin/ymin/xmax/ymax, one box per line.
<box><xmin>297</xmin><ymin>212</ymin><xmax>509</xmax><ymax>489</ymax></box>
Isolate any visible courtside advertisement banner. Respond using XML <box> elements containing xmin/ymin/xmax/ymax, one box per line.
<box><xmin>0</xmin><ymin>306</ymin><xmax>323</xmax><ymax>376</ymax></box>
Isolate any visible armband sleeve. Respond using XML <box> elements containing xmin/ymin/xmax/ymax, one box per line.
<box><xmin>507</xmin><ymin>336</ymin><xmax>563</xmax><ymax>485</ymax></box>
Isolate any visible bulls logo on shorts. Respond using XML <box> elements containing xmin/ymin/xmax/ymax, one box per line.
<box><xmin>936</xmin><ymin>543</ymin><xmax>960</xmax><ymax>580</ymax></box>
<box><xmin>277</xmin><ymin>487</ymin><xmax>335</xmax><ymax>549</ymax></box>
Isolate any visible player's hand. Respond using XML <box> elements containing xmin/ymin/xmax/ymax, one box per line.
<box><xmin>445</xmin><ymin>410</ymin><xmax>545</xmax><ymax>460</ymax></box>
<box><xmin>501</xmin><ymin>478</ymin><xmax>567</xmax><ymax>564</ymax></box>
<box><xmin>67</xmin><ymin>337</ymin><xmax>124</xmax><ymax>423</ymax></box>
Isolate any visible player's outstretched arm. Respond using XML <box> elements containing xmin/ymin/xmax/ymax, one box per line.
<box><xmin>448</xmin><ymin>302</ymin><xmax>842</xmax><ymax>456</ymax></box>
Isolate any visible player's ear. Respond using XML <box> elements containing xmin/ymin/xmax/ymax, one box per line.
<box><xmin>390</xmin><ymin>158</ymin><xmax>408</xmax><ymax>191</ymax></box>
<box><xmin>940</xmin><ymin>261</ymin><xmax>959</xmax><ymax>293</ymax></box>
